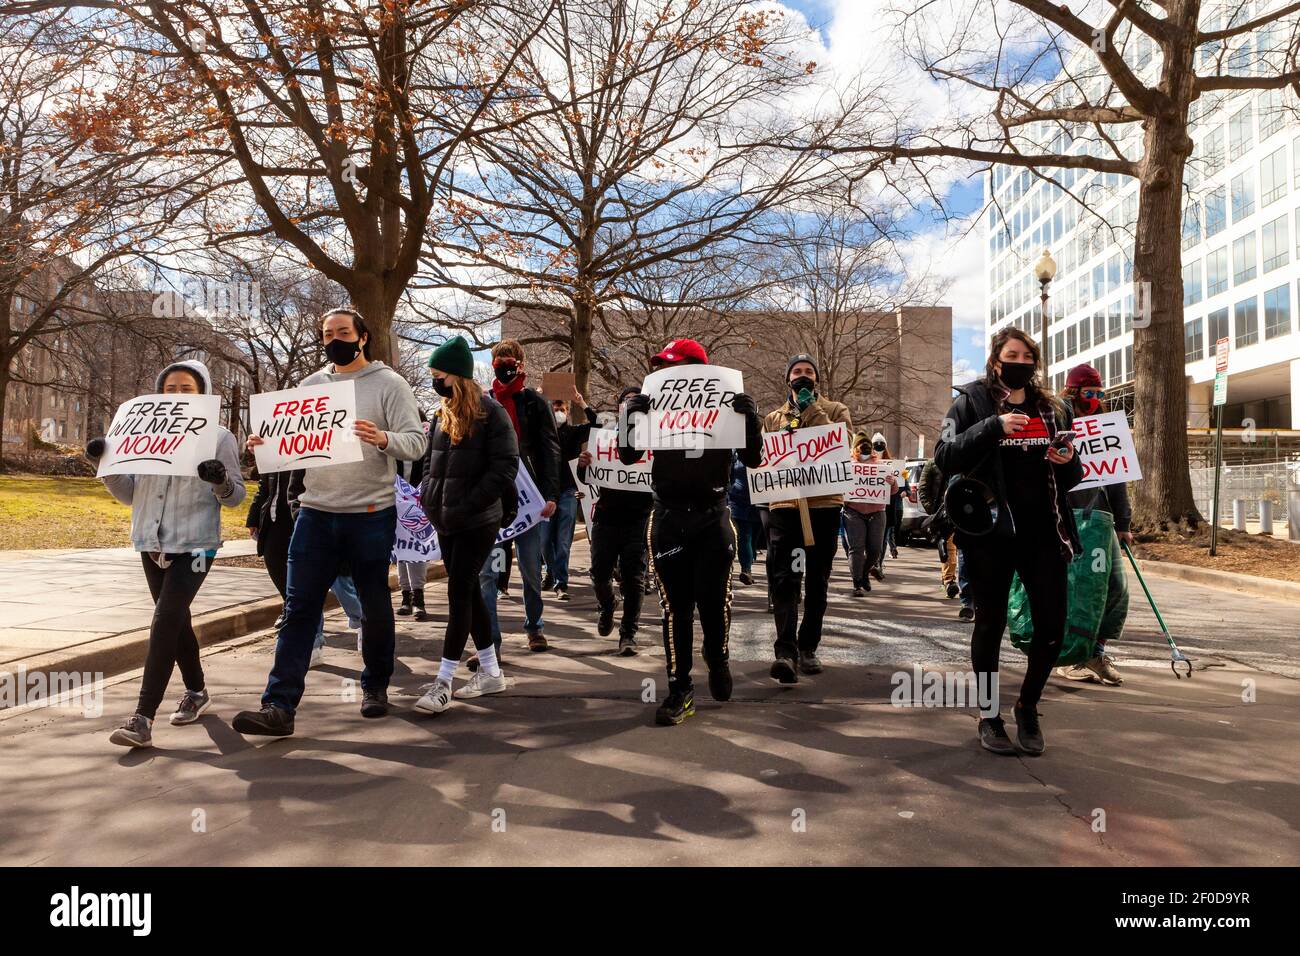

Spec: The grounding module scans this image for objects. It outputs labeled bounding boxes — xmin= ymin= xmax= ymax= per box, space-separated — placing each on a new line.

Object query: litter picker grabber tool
xmin=1121 ymin=541 xmax=1193 ymax=679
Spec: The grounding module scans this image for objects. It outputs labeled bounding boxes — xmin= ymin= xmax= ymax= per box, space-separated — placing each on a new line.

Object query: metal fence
xmin=1189 ymin=461 xmax=1296 ymax=525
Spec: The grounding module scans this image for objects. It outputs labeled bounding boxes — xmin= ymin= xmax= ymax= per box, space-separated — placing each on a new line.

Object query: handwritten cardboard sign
xmin=580 ymin=428 xmax=653 ymax=493
xmin=96 ymin=393 xmax=221 ymax=478
xmin=248 ymin=381 xmax=364 ymax=473
xmin=630 ymin=364 xmax=745 ymax=450
xmin=570 ymin=458 xmax=599 ymax=537
xmin=843 ymin=458 xmax=906 ymax=505
xmin=1072 ymin=411 xmax=1142 ymax=490
xmin=747 ymin=422 xmax=854 ymax=504
xmin=541 ymin=371 xmax=576 ymax=400
xmin=390 ymin=461 xmax=548 ymax=563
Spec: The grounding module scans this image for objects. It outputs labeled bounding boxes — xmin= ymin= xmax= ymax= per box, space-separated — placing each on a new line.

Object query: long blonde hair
xmin=440 ymin=373 xmax=486 ymax=444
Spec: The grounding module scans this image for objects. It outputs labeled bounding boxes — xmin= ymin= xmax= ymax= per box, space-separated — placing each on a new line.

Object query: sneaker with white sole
xmin=414 ymin=680 xmax=454 ymax=715
xmin=1056 ymin=663 xmax=1099 ymax=683
xmin=1083 ymin=652 xmax=1123 ymax=685
xmin=169 ymin=689 xmax=211 ymax=725
xmin=109 ymin=714 xmax=153 ymax=748
xmin=453 ymin=669 xmax=508 ymax=699
xmin=309 ymin=645 xmax=325 ymax=668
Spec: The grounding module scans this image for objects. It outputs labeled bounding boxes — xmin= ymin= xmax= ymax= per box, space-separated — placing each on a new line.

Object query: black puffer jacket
xmin=419 ymin=396 xmax=519 ymax=535
xmin=934 ymin=378 xmax=1084 ymax=554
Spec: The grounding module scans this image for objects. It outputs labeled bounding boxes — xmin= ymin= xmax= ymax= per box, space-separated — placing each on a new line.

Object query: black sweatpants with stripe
xmin=648 ymin=502 xmax=736 ymax=694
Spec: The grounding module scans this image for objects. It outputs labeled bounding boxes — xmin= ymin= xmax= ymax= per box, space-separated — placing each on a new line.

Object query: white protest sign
xmin=97 ymin=393 xmax=221 ymax=477
xmin=249 ymin=381 xmax=364 ymax=473
xmin=843 ymin=458 xmax=905 ymax=505
xmin=581 ymin=428 xmax=653 ymax=493
xmin=747 ymin=422 xmax=855 ymax=505
xmin=631 ymin=364 xmax=745 ymax=450
xmin=1072 ymin=411 xmax=1142 ymax=490
xmin=569 ymin=459 xmax=599 ymax=536
xmin=391 ymin=461 xmax=547 ymax=563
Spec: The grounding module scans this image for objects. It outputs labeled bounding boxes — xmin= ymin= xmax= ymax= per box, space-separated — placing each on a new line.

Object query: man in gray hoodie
xmin=233 ymin=308 xmax=426 ymax=736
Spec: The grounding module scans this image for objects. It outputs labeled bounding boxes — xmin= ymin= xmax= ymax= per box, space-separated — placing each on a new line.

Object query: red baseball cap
xmin=651 ymin=338 xmax=708 ymax=367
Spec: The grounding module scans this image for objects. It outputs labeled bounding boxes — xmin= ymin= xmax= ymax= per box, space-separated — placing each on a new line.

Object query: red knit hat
xmin=1065 ymin=363 xmax=1102 ymax=388
xmin=651 ymin=338 xmax=708 ymax=366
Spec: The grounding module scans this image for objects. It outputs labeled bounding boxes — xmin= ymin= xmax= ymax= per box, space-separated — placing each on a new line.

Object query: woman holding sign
xmin=934 ymin=328 xmax=1083 ymax=757
xmin=413 ymin=337 xmax=521 ymax=715
xmin=87 ymin=360 xmax=246 ymax=749
xmin=843 ymin=430 xmax=896 ymax=598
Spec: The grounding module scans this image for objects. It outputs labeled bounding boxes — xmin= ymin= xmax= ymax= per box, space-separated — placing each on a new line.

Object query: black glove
xmin=196 ymin=458 xmax=227 ymax=485
xmin=625 ymin=393 xmax=652 ymax=415
xmin=731 ymin=392 xmax=757 ymax=417
xmin=85 ymin=437 xmax=106 ymax=459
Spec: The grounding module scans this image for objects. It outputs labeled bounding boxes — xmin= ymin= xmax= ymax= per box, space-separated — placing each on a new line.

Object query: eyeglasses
xmin=1080 ymin=388 xmax=1106 ymax=400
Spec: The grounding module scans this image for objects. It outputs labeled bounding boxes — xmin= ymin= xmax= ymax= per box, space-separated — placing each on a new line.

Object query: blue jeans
xmin=479 ymin=522 xmax=544 ymax=650
xmin=264 ymin=507 xmax=397 ymax=713
xmin=957 ymin=546 xmax=972 ymax=609
xmin=541 ymin=489 xmax=578 ymax=588
xmin=314 ymin=575 xmax=364 ymax=649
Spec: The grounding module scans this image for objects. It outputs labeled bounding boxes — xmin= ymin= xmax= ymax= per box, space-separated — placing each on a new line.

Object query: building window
xmin=1208 ymin=306 xmax=1230 ymax=346
xmin=1125 ymin=345 xmax=1133 ymax=380
xmin=1108 ymin=349 xmax=1124 ymax=386
xmin=1125 ymin=293 xmax=1134 ymax=332
xmin=1207 ymin=246 xmax=1229 ymax=296
xmin=1183 ymin=259 xmax=1203 ymax=306
xmin=1094 ymin=311 xmax=1106 ymax=344
xmin=1231 ymin=170 xmax=1256 ymax=222
xmin=1182 ymin=201 xmax=1201 ymax=250
xmin=1204 ymin=127 xmax=1226 ymax=177
xmin=1092 ymin=264 xmax=1106 ymax=301
xmin=1080 ymin=314 xmax=1092 ymax=351
xmin=1234 ymin=297 xmax=1259 ymax=348
xmin=1205 ymin=186 xmax=1227 ymax=237
xmin=1108 ymin=302 xmax=1122 ymax=339
xmin=1107 ymin=253 xmax=1121 ymax=292
xmin=1264 ymin=284 xmax=1292 ymax=339
xmin=1260 ymin=88 xmax=1286 ymax=139
xmin=1066 ymin=323 xmax=1078 ymax=357
xmin=1185 ymin=317 xmax=1205 ymax=362
xmin=1094 ymin=353 xmax=1107 ymax=383
xmin=1232 ymin=232 xmax=1257 ymax=284
xmin=1262 ymin=146 xmax=1288 ymax=206
xmin=1229 ymin=103 xmax=1254 ymax=160
xmin=1262 ymin=214 xmax=1289 ymax=272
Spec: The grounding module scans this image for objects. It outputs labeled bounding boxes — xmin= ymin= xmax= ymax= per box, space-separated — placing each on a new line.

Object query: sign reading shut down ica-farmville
xmin=248 ymin=381 xmax=365 ymax=473
xmin=747 ymin=422 xmax=855 ymax=504
xmin=96 ymin=393 xmax=221 ymax=477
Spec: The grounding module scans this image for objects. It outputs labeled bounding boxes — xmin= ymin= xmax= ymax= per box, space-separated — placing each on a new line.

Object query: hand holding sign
xmin=249 ymin=381 xmax=365 ymax=473
xmin=1071 ymin=412 xmax=1142 ymax=489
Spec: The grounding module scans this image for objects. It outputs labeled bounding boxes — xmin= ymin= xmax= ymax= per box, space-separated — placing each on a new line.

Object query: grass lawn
xmin=0 ymin=475 xmax=256 ymax=551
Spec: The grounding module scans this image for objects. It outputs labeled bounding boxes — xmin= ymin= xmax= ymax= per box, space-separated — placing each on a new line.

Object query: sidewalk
xmin=1 ymin=540 xmax=1297 ymax=865
xmin=0 ymin=540 xmax=277 ymax=670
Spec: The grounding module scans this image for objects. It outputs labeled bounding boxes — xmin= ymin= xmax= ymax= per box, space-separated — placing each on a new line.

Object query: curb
xmin=1137 ymin=557 xmax=1300 ymax=604
xmin=1 ymin=526 xmax=586 ymax=699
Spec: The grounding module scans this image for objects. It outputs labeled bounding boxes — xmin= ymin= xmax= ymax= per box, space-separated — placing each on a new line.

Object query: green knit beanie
xmin=427 ymin=335 xmax=475 ymax=379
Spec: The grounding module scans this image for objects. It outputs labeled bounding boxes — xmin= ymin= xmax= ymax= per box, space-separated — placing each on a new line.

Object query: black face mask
xmin=790 ymin=375 xmax=816 ymax=407
xmin=494 ymin=364 xmax=519 ymax=385
xmin=873 ymin=441 xmax=886 ymax=453
xmin=325 ymin=338 xmax=362 ymax=367
xmin=432 ymin=376 xmax=453 ymax=398
xmin=998 ymin=361 xmax=1036 ymax=390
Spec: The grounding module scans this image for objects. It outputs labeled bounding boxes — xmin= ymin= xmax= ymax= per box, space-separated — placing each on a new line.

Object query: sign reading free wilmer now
xmin=248 ymin=381 xmax=365 ymax=473
xmin=747 ymin=422 xmax=855 ymax=505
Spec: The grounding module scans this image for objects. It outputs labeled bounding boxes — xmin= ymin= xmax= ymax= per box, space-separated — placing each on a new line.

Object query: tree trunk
xmin=343 ymin=279 xmax=398 ymax=367
xmin=1130 ymin=107 xmax=1202 ymax=529
xmin=0 ymin=363 xmax=11 ymax=475
xmin=571 ymin=297 xmax=594 ymax=401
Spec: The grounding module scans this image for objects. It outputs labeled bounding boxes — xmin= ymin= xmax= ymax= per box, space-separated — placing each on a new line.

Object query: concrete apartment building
xmin=983 ymin=20 xmax=1300 ymax=440
xmin=500 ymin=305 xmax=953 ymax=460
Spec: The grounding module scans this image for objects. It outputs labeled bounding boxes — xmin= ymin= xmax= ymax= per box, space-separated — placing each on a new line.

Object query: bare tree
xmin=421 ymin=0 xmax=848 ymax=394
xmin=819 ymin=0 xmax=1300 ymax=530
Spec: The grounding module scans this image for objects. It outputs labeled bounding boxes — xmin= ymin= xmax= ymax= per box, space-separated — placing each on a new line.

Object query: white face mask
xmin=554 ymin=411 xmax=567 ymax=426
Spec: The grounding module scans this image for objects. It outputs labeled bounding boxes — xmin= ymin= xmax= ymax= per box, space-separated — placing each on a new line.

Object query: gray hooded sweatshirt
xmin=297 ymin=360 xmax=425 ymax=513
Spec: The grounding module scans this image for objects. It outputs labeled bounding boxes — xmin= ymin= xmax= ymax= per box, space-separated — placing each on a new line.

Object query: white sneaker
xmin=414 ymin=680 xmax=454 ymax=715
xmin=309 ymin=645 xmax=325 ymax=668
xmin=454 ymin=669 xmax=508 ymax=699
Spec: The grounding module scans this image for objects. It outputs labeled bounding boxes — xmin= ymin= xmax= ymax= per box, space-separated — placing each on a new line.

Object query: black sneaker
xmin=396 ymin=590 xmax=413 ymax=616
xmin=232 ymin=705 xmax=294 ymax=737
xmin=542 ymin=574 xmax=555 ymax=591
xmin=707 ymin=662 xmax=733 ymax=702
xmin=946 ymin=582 xmax=960 ymax=599
xmin=798 ymin=651 xmax=823 ymax=675
xmin=769 ymin=658 xmax=798 ymax=684
xmin=1014 ymin=701 xmax=1045 ymax=756
xmin=738 ymin=571 xmax=754 ymax=586
xmin=597 ymin=601 xmax=616 ymax=636
xmin=870 ymin=566 xmax=884 ymax=582
xmin=360 ymin=689 xmax=390 ymax=718
xmin=977 ymin=716 xmax=1016 ymax=755
xmin=618 ymin=635 xmax=637 ymax=656
xmin=861 ymin=577 xmax=872 ymax=592
xmin=958 ymin=606 xmax=975 ymax=621
xmin=655 ymin=688 xmax=695 ymax=726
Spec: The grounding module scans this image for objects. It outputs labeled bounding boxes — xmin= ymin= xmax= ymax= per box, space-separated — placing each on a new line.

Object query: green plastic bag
xmin=1008 ymin=507 xmax=1115 ymax=666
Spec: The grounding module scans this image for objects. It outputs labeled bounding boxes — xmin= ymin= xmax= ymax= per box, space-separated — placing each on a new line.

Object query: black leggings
xmin=590 ymin=517 xmax=649 ymax=639
xmin=439 ymin=523 xmax=500 ymax=662
xmin=962 ymin=532 xmax=1067 ymax=713
xmin=137 ymin=552 xmax=211 ymax=719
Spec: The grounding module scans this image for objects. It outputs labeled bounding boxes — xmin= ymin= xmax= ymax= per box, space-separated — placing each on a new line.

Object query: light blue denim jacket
xmin=100 ymin=427 xmax=246 ymax=554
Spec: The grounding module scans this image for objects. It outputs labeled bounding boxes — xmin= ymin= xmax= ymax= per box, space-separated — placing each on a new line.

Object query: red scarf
xmin=491 ymin=372 xmax=527 ymax=437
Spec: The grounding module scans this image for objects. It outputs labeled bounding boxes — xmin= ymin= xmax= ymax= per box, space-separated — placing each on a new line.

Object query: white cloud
xmin=952 ymin=357 xmax=978 ymax=387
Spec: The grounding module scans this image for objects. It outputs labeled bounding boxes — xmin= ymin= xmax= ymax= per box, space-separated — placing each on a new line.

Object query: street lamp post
xmin=1034 ymin=248 xmax=1057 ymax=375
